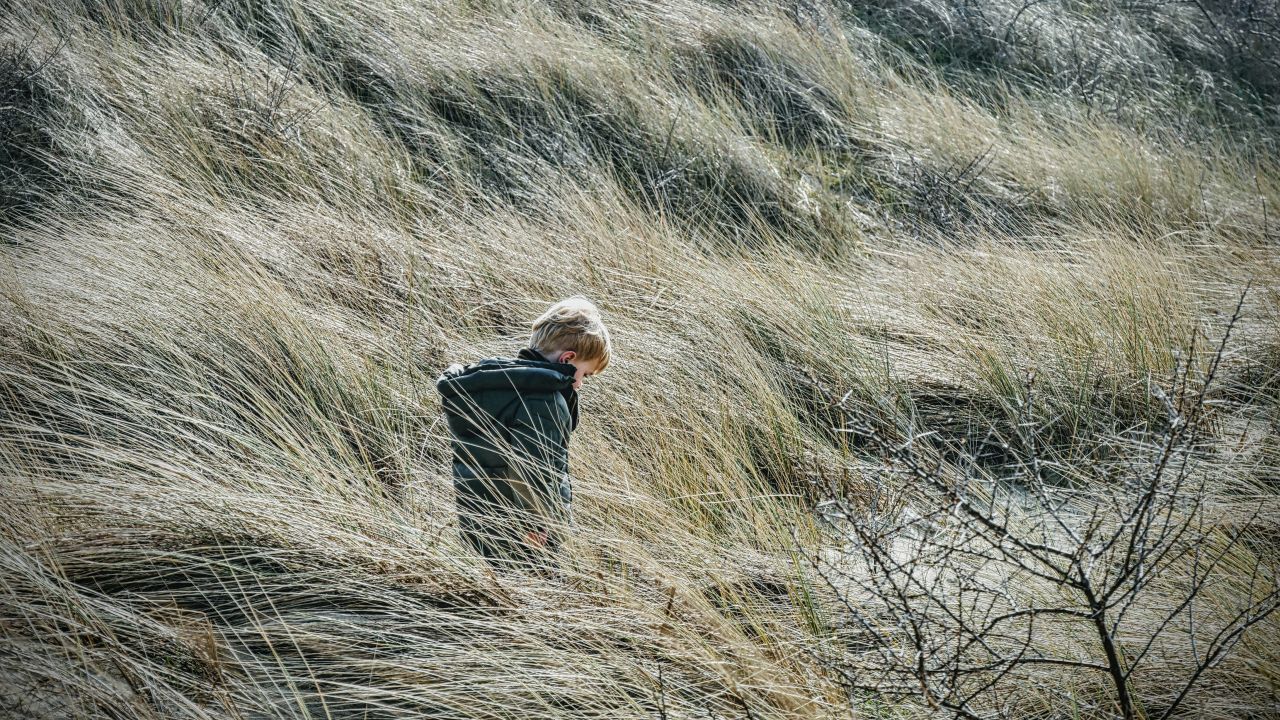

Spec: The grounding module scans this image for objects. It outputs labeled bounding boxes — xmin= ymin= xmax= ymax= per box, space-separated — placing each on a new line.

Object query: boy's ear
xmin=558 ymin=350 xmax=576 ymax=363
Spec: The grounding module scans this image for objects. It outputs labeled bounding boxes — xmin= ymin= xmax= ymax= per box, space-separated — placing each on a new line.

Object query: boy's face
xmin=553 ymin=350 xmax=603 ymax=391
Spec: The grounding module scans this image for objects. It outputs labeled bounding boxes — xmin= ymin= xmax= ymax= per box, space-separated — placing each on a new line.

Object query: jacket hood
xmin=436 ymin=356 xmax=574 ymax=397
xmin=436 ymin=348 xmax=579 ymax=429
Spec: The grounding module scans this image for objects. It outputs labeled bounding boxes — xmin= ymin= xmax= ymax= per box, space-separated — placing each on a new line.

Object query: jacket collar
xmin=517 ymin=347 xmax=554 ymax=363
xmin=516 ymin=347 xmax=579 ymax=431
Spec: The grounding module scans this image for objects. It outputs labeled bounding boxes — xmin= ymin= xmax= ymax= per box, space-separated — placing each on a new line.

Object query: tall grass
xmin=2 ymin=0 xmax=1278 ymax=717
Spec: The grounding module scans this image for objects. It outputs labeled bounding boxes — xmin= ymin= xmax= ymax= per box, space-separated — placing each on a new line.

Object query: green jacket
xmin=436 ymin=348 xmax=577 ymax=541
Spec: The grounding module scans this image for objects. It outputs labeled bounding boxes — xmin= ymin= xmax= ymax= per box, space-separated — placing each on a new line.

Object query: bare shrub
xmin=220 ymin=47 xmax=328 ymax=149
xmin=804 ymin=288 xmax=1280 ymax=719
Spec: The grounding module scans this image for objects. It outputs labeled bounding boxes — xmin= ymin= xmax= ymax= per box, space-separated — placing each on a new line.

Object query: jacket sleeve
xmin=507 ymin=395 xmax=572 ymax=530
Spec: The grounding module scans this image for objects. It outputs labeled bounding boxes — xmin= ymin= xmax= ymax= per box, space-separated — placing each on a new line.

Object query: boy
xmin=436 ymin=296 xmax=610 ymax=568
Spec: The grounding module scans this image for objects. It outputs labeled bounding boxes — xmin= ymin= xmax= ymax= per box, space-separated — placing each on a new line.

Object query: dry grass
xmin=2 ymin=0 xmax=1278 ymax=717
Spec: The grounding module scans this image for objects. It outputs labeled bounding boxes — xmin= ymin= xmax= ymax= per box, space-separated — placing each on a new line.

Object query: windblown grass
xmin=2 ymin=0 xmax=1278 ymax=717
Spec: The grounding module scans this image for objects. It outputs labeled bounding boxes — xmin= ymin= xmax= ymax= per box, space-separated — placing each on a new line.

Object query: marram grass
xmin=2 ymin=0 xmax=1279 ymax=718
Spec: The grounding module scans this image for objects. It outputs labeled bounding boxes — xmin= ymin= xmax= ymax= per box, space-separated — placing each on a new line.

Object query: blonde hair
xmin=530 ymin=296 xmax=612 ymax=372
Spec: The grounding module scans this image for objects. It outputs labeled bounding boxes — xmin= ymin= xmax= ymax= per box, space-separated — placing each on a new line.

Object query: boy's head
xmin=530 ymin=296 xmax=611 ymax=390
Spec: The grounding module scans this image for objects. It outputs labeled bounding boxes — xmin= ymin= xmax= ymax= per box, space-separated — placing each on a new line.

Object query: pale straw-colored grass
xmin=3 ymin=0 xmax=1279 ymax=717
